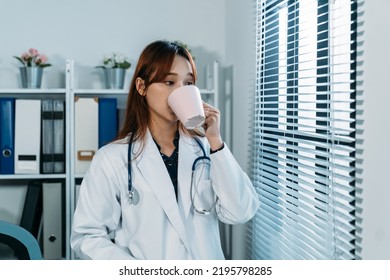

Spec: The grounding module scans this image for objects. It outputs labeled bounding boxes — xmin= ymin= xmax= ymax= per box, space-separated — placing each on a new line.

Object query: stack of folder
xmin=75 ymin=97 xmax=118 ymax=174
xmin=0 ymin=98 xmax=65 ymax=175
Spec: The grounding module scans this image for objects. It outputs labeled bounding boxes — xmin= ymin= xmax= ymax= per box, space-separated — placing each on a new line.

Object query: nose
xmin=172 ymin=82 xmax=185 ymax=92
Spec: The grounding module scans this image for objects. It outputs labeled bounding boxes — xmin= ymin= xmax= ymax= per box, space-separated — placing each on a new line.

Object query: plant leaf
xmin=119 ymin=61 xmax=131 ymax=69
xmin=13 ymin=56 xmax=25 ymax=65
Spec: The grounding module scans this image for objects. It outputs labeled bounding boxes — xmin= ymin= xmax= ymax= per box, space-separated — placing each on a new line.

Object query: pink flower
xmin=14 ymin=48 xmax=51 ymax=67
xmin=21 ymin=52 xmax=31 ymax=62
xmin=36 ymin=54 xmax=48 ymax=64
xmin=29 ymin=48 xmax=38 ymax=56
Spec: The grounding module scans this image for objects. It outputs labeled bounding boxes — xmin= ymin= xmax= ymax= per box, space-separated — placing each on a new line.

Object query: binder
xmin=98 ymin=98 xmax=117 ymax=148
xmin=42 ymin=181 xmax=63 ymax=260
xmin=0 ymin=98 xmax=15 ymax=174
xmin=41 ymin=100 xmax=54 ymax=173
xmin=117 ymin=107 xmax=126 ymax=132
xmin=53 ymin=100 xmax=65 ymax=173
xmin=20 ymin=180 xmax=43 ymax=238
xmin=75 ymin=97 xmax=98 ymax=174
xmin=14 ymin=99 xmax=41 ymax=174
xmin=41 ymin=100 xmax=65 ymax=174
xmin=74 ymin=178 xmax=83 ymax=210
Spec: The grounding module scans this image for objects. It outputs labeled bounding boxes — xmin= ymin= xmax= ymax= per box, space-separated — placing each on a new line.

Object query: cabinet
xmin=0 ymin=88 xmax=67 ymax=259
xmin=0 ymin=59 xmax=219 ymax=259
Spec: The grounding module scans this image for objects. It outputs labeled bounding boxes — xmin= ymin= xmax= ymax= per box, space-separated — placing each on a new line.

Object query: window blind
xmin=249 ymin=0 xmax=359 ymax=259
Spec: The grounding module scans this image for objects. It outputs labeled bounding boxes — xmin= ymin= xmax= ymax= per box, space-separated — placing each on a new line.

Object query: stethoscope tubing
xmin=127 ymin=133 xmax=216 ymax=214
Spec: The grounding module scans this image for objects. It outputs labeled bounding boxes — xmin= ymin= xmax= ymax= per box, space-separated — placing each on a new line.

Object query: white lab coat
xmin=71 ymin=130 xmax=259 ymax=260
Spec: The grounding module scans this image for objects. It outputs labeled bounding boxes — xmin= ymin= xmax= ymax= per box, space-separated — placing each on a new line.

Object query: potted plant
xmin=14 ymin=48 xmax=51 ymax=88
xmin=96 ymin=52 xmax=131 ymax=89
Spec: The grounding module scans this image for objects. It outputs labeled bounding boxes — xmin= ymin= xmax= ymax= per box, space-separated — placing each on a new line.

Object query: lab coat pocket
xmin=192 ymin=179 xmax=215 ymax=210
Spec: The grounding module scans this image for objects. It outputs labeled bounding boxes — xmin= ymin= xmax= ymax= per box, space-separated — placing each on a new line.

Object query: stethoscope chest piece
xmin=195 ymin=208 xmax=211 ymax=215
xmin=128 ymin=188 xmax=140 ymax=205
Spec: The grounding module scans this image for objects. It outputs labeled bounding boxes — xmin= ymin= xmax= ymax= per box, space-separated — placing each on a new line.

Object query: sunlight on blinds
xmin=248 ymin=0 xmax=360 ymax=260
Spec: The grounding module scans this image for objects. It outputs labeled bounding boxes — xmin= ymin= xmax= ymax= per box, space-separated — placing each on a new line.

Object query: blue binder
xmin=0 ymin=98 xmax=15 ymax=174
xmin=98 ymin=98 xmax=118 ymax=148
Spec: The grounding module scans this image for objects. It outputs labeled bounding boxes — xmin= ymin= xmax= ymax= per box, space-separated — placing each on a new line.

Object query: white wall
xmin=0 ymin=0 xmax=227 ymax=89
xmin=359 ymin=0 xmax=390 ymax=259
xmin=225 ymin=0 xmax=256 ymax=259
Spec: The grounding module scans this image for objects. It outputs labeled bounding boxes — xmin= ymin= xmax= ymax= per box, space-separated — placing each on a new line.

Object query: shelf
xmin=73 ymin=89 xmax=128 ymax=95
xmin=200 ymin=89 xmax=215 ymax=95
xmin=0 ymin=174 xmax=66 ymax=180
xmin=0 ymin=88 xmax=66 ymax=94
xmin=74 ymin=88 xmax=214 ymax=95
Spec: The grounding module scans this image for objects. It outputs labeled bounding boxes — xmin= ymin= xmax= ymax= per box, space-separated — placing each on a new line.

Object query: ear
xmin=135 ymin=77 xmax=146 ymax=96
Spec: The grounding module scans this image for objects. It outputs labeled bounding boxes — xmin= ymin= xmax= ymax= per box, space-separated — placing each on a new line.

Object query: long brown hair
xmin=117 ymin=40 xmax=202 ymax=146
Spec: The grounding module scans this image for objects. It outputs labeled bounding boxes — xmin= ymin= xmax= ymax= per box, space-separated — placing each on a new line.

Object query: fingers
xmin=203 ymin=102 xmax=218 ymax=118
xmin=202 ymin=102 xmax=220 ymax=132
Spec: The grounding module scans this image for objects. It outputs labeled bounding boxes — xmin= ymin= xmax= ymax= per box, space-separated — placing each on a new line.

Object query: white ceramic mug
xmin=168 ymin=85 xmax=205 ymax=129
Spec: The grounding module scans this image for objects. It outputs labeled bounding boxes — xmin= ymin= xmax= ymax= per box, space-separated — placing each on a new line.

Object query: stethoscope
xmin=127 ymin=133 xmax=217 ymax=215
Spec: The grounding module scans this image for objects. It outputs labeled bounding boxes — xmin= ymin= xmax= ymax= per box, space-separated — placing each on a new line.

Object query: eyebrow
xmin=166 ymin=72 xmax=194 ymax=78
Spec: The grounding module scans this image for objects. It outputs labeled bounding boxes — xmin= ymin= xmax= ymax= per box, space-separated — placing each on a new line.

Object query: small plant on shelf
xmin=96 ymin=52 xmax=131 ymax=69
xmin=14 ymin=48 xmax=51 ymax=68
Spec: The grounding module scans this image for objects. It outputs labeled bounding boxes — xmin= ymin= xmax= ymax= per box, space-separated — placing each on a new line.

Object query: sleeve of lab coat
xmin=210 ymin=143 xmax=260 ymax=224
xmin=71 ymin=147 xmax=134 ymax=260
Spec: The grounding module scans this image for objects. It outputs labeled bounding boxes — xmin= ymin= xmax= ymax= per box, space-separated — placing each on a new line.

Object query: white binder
xmin=14 ymin=99 xmax=41 ymax=174
xmin=75 ymin=97 xmax=98 ymax=174
xmin=42 ymin=181 xmax=63 ymax=259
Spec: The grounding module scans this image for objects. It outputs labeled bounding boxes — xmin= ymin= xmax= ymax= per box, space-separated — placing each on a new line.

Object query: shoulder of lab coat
xmin=205 ymin=140 xmax=260 ymax=224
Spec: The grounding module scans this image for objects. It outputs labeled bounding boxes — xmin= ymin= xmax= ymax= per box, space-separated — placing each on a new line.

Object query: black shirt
xmin=153 ymin=132 xmax=180 ymax=200
xmin=153 ymin=133 xmax=224 ymax=201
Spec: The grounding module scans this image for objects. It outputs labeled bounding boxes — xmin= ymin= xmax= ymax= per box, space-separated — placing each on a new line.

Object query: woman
xmin=71 ymin=40 xmax=259 ymax=259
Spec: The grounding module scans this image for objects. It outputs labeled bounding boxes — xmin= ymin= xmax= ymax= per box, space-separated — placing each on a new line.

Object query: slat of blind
xmin=256 ymin=142 xmax=356 ymax=170
xmin=260 ymin=120 xmax=355 ymax=133
xmin=262 ymin=35 xmax=356 ymax=60
xmin=257 ymin=164 xmax=355 ymax=191
xmin=255 ymin=127 xmax=355 ymax=142
xmin=257 ymin=157 xmax=355 ymax=185
xmin=256 ymin=198 xmax=329 ymax=241
xmin=254 ymin=203 xmax=330 ymax=259
xmin=261 ymin=0 xmax=353 ymax=30
xmin=256 ymin=173 xmax=355 ymax=210
xmin=260 ymin=187 xmax=353 ymax=248
xmin=256 ymin=189 xmax=356 ymax=259
xmin=256 ymin=137 xmax=356 ymax=160
xmin=262 ymin=16 xmax=356 ymax=46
